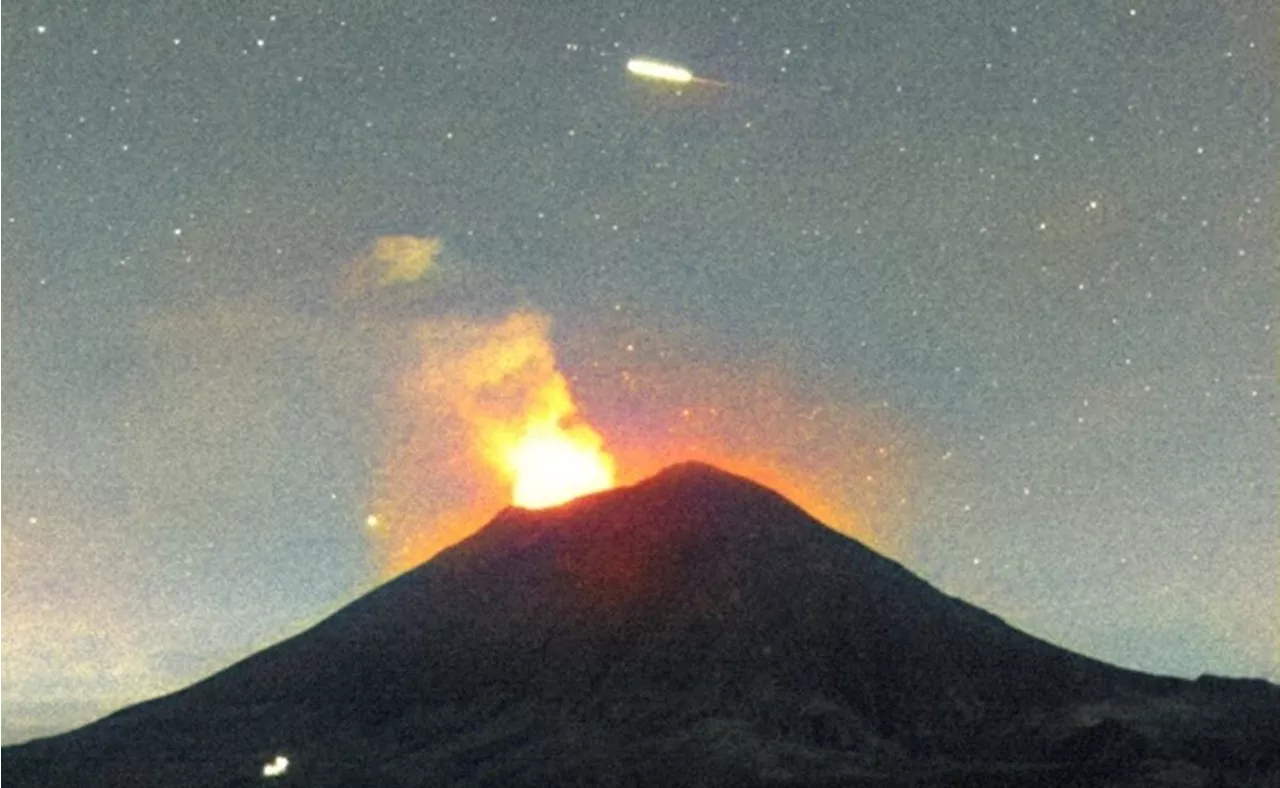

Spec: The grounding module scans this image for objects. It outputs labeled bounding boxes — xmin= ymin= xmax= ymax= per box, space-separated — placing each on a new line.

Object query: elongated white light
xmin=626 ymin=57 xmax=694 ymax=84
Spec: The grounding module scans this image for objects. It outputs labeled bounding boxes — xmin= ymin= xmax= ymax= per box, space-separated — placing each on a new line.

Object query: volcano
xmin=6 ymin=463 xmax=1278 ymax=786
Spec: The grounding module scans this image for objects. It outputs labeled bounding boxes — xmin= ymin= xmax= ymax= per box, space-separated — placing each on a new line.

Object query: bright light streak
xmin=626 ymin=57 xmax=694 ymax=85
xmin=262 ymin=755 xmax=289 ymax=778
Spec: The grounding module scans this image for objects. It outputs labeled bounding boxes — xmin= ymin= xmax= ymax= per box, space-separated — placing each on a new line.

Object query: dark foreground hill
xmin=6 ymin=463 xmax=1278 ymax=786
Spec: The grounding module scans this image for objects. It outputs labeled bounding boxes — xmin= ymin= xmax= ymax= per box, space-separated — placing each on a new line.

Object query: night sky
xmin=3 ymin=0 xmax=1275 ymax=743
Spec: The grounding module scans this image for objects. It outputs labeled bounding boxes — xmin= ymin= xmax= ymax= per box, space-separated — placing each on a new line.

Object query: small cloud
xmin=342 ymin=235 xmax=442 ymax=300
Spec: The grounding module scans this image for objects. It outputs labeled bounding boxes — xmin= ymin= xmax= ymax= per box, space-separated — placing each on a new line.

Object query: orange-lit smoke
xmin=369 ymin=311 xmax=615 ymax=574
xmin=445 ymin=312 xmax=615 ymax=509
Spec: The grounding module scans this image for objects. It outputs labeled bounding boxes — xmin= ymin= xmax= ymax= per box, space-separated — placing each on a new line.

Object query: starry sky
xmin=2 ymin=0 xmax=1275 ymax=744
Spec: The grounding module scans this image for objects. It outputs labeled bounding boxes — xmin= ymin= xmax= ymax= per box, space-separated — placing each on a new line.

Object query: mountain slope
xmin=6 ymin=462 xmax=1278 ymax=786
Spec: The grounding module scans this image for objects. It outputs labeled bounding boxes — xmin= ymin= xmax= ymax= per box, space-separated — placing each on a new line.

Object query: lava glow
xmin=505 ymin=422 xmax=615 ymax=509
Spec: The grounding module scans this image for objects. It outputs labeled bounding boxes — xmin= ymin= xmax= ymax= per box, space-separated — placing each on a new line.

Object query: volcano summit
xmin=6 ymin=463 xmax=1278 ymax=786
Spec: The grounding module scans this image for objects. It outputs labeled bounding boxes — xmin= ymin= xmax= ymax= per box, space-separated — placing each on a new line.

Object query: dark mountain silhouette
xmin=6 ymin=462 xmax=1279 ymax=786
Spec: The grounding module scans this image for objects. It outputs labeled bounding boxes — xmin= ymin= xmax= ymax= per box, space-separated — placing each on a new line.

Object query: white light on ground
xmin=262 ymin=754 xmax=289 ymax=777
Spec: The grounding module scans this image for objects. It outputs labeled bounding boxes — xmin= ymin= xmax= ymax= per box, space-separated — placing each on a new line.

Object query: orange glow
xmin=504 ymin=421 xmax=615 ymax=509
xmin=616 ymin=445 xmax=876 ymax=548
xmin=565 ymin=322 xmax=926 ymax=560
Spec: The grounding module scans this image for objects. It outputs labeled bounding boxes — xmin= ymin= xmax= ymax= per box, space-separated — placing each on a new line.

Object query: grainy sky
xmin=2 ymin=0 xmax=1275 ymax=743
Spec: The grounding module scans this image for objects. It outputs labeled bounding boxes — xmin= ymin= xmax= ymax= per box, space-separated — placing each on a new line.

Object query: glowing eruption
xmin=370 ymin=311 xmax=617 ymax=572
xmin=505 ymin=421 xmax=615 ymax=509
xmin=627 ymin=57 xmax=694 ymax=84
